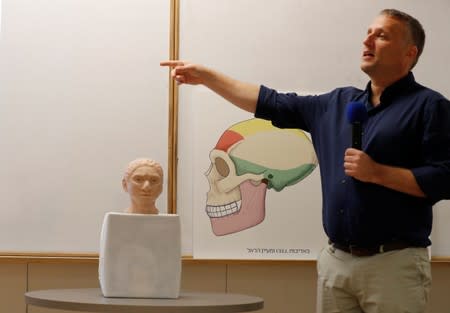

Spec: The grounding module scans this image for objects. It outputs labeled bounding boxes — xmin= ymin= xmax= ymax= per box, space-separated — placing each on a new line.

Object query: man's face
xmin=361 ymin=14 xmax=415 ymax=78
xmin=125 ymin=166 xmax=163 ymax=202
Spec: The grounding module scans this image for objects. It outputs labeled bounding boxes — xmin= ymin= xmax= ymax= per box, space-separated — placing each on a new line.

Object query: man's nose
xmin=142 ymin=180 xmax=150 ymax=189
xmin=363 ymin=34 xmax=374 ymax=46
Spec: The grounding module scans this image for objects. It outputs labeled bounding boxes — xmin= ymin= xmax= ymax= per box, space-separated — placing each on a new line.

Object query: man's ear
xmin=122 ymin=178 xmax=128 ymax=192
xmin=407 ymin=45 xmax=418 ymax=60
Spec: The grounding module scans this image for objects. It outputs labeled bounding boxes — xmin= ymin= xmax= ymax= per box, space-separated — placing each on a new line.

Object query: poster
xmin=190 ymin=89 xmax=326 ymax=259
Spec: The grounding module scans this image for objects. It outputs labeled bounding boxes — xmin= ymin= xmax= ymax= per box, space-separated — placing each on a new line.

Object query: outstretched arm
xmin=160 ymin=60 xmax=260 ymax=113
xmin=344 ymin=148 xmax=426 ymax=197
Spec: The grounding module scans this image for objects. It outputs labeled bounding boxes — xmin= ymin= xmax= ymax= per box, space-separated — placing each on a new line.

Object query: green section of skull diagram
xmin=230 ymin=156 xmax=316 ymax=191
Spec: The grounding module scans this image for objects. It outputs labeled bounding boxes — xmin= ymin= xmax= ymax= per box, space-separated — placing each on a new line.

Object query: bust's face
xmin=126 ymin=165 xmax=163 ymax=202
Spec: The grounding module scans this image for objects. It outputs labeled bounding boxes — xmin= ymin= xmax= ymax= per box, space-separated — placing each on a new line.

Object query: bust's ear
xmin=122 ymin=178 xmax=128 ymax=192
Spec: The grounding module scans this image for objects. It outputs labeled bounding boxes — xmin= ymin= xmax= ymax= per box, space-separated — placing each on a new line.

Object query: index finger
xmin=160 ymin=60 xmax=184 ymax=67
xmin=345 ymin=148 xmax=360 ymax=155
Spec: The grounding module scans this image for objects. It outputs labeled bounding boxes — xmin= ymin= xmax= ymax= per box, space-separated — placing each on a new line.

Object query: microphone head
xmin=346 ymin=101 xmax=368 ymax=123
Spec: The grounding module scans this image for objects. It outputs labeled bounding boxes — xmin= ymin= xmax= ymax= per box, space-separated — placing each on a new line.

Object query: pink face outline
xmin=205 ymin=148 xmax=267 ymax=236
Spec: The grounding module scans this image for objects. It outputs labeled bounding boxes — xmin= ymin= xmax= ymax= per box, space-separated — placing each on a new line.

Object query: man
xmin=161 ymin=9 xmax=450 ymax=313
xmin=122 ymin=158 xmax=163 ymax=214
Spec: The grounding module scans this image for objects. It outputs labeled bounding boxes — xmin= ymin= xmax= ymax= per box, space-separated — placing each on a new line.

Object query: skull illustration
xmin=205 ymin=118 xmax=317 ymax=236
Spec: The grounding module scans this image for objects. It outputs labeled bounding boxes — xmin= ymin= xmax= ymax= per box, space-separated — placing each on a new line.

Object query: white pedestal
xmin=99 ymin=212 xmax=181 ymax=298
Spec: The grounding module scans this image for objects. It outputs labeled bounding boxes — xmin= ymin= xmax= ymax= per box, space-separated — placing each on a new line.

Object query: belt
xmin=329 ymin=240 xmax=410 ymax=257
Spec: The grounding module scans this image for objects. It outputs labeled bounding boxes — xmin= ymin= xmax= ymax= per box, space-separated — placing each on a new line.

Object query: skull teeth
xmin=206 ymin=200 xmax=242 ymax=218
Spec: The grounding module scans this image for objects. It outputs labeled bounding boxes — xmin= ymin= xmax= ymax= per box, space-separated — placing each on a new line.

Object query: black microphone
xmin=346 ymin=101 xmax=368 ymax=149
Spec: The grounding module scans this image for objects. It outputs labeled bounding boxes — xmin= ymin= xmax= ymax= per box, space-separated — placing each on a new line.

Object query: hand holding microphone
xmin=344 ymin=101 xmax=376 ymax=182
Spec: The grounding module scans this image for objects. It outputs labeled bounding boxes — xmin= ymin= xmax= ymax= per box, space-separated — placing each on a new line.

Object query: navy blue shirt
xmin=255 ymin=72 xmax=450 ymax=247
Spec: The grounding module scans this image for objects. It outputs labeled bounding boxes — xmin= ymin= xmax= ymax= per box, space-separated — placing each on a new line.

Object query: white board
xmin=0 ymin=0 xmax=170 ymax=253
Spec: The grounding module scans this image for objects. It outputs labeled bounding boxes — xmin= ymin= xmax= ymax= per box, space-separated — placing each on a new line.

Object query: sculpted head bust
xmin=122 ymin=158 xmax=163 ymax=214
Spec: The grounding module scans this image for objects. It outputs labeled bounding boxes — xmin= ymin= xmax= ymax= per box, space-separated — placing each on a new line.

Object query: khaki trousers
xmin=316 ymin=244 xmax=431 ymax=313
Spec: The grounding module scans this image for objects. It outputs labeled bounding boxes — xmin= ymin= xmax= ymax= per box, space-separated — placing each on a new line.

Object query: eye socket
xmin=150 ymin=177 xmax=160 ymax=184
xmin=215 ymin=157 xmax=230 ymax=177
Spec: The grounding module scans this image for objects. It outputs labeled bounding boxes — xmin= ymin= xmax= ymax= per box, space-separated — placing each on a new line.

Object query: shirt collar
xmin=363 ymin=72 xmax=416 ymax=112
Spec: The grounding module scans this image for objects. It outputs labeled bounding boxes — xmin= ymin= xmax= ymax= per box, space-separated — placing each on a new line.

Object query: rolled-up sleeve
xmin=412 ymin=97 xmax=450 ymax=203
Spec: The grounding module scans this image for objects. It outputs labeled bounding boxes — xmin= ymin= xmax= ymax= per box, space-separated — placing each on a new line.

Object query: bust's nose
xmin=142 ymin=180 xmax=151 ymax=190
